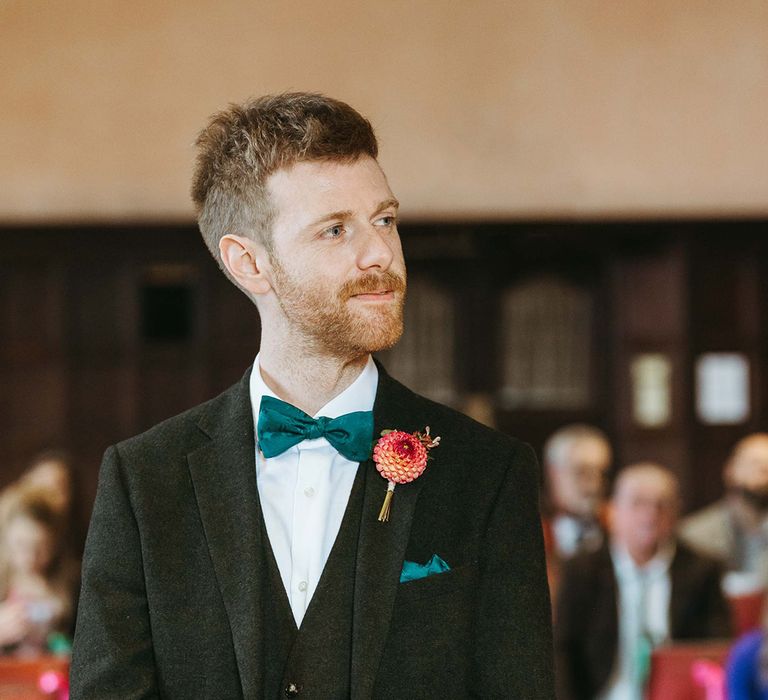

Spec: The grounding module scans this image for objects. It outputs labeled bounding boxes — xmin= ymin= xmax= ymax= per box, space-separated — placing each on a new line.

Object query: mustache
xmin=342 ymin=271 xmax=406 ymax=297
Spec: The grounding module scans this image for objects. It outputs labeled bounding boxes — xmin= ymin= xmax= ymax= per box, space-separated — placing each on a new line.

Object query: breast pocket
xmin=395 ymin=562 xmax=479 ymax=603
xmin=380 ymin=563 xmax=479 ymax=694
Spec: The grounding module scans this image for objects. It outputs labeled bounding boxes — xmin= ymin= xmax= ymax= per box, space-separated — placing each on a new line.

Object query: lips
xmin=341 ymin=271 xmax=406 ymax=300
xmin=352 ymin=290 xmax=395 ymax=300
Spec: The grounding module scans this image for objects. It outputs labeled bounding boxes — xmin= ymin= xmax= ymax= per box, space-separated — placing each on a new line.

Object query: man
xmin=71 ymin=94 xmax=554 ymax=698
xmin=543 ymin=424 xmax=612 ymax=560
xmin=679 ymin=433 xmax=768 ymax=594
xmin=555 ymin=463 xmax=729 ymax=700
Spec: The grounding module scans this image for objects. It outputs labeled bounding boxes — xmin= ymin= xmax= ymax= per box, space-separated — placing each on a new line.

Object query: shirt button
xmin=298 ymin=580 xmax=308 ymax=592
xmin=304 ymin=487 xmax=315 ymax=498
xmin=285 ymin=682 xmax=300 ymax=697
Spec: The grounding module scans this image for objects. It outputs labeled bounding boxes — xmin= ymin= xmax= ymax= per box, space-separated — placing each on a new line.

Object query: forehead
xmin=265 ymin=156 xmax=394 ymax=226
xmin=734 ymin=439 xmax=768 ymax=465
xmin=615 ymin=471 xmax=676 ymax=503
xmin=562 ymin=437 xmax=610 ymax=467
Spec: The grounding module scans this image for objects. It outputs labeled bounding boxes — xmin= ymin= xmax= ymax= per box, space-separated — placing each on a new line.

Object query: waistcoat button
xmin=285 ymin=682 xmax=300 ymax=697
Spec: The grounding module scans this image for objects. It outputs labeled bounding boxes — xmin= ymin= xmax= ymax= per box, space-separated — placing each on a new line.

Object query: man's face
xmin=610 ymin=470 xmax=678 ymax=558
xmin=263 ymin=156 xmax=406 ymax=358
xmin=727 ymin=436 xmax=768 ymax=500
xmin=549 ymin=438 xmax=611 ymax=518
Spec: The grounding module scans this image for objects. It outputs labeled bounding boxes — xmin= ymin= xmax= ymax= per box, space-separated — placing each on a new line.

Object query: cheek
xmin=36 ymin=544 xmax=54 ymax=568
xmin=9 ymin=543 xmax=34 ymax=568
xmin=390 ymin=238 xmax=406 ymax=269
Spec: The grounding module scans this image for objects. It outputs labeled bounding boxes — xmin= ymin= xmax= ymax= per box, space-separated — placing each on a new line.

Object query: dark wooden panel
xmin=1 ymin=221 xmax=767 ymax=527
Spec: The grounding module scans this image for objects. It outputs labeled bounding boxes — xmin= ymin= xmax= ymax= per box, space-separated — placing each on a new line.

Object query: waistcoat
xmin=260 ymin=463 xmax=367 ymax=699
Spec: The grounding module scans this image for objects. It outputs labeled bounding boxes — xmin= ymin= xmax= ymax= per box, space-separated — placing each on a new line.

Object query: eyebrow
xmin=373 ymin=198 xmax=400 ymax=215
xmin=306 ymin=198 xmax=400 ymax=230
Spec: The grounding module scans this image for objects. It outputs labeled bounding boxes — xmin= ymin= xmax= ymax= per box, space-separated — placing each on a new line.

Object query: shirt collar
xmin=611 ymin=539 xmax=676 ymax=579
xmin=249 ymin=354 xmax=379 ymax=447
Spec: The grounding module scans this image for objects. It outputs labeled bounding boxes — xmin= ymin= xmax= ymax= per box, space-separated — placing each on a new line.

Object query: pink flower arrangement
xmin=373 ymin=427 xmax=440 ymax=522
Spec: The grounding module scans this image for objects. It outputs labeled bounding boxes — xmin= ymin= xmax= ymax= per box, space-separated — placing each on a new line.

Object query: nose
xmin=578 ymin=469 xmax=604 ymax=498
xmin=356 ymin=224 xmax=396 ymax=271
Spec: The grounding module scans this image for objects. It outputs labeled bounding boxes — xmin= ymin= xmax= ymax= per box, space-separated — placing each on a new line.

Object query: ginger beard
xmin=269 ymin=255 xmax=407 ymax=358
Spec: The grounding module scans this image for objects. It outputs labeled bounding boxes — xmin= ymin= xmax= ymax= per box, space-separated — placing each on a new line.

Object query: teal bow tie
xmin=257 ymin=395 xmax=374 ymax=462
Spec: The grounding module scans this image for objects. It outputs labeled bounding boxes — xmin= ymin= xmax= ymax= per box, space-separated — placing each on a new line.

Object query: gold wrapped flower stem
xmin=378 ymin=481 xmax=396 ymax=522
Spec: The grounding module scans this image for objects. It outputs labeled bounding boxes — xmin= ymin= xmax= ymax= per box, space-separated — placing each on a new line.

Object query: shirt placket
xmin=289 ymin=445 xmax=320 ymax=624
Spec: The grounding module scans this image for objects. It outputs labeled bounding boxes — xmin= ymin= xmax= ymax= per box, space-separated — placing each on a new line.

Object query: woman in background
xmin=19 ymin=450 xmax=86 ymax=560
xmin=0 ymin=488 xmax=78 ymax=655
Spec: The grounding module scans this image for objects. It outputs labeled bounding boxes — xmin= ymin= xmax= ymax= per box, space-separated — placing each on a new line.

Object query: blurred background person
xmin=726 ymin=617 xmax=768 ymax=700
xmin=543 ymin=424 xmax=613 ymax=559
xmin=725 ymin=594 xmax=768 ymax=700
xmin=542 ymin=424 xmax=612 ymax=595
xmin=0 ymin=488 xmax=78 ymax=656
xmin=19 ymin=451 xmax=74 ymax=518
xmin=555 ymin=462 xmax=730 ymax=700
xmin=17 ymin=450 xmax=86 ymax=563
xmin=680 ymin=433 xmax=768 ymax=596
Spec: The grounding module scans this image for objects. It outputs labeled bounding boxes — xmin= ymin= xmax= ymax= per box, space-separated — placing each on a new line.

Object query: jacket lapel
xmin=668 ymin=546 xmax=690 ymax=636
xmin=351 ymin=368 xmax=428 ymax=699
xmin=187 ymin=369 xmax=265 ymax=698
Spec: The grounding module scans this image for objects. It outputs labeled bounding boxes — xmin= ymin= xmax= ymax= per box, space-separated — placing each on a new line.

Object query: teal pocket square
xmin=399 ymin=554 xmax=451 ymax=583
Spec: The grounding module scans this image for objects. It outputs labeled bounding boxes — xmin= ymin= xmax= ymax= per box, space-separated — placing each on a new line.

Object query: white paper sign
xmin=696 ymin=353 xmax=750 ymax=425
xmin=631 ymin=354 xmax=672 ymax=428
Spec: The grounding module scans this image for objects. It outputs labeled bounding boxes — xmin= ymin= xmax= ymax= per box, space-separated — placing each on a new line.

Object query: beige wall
xmin=1 ymin=0 xmax=766 ymax=223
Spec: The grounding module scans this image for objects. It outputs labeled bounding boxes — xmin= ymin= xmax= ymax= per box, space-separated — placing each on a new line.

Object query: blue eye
xmin=324 ymin=224 xmax=344 ymax=238
xmin=376 ymin=215 xmax=396 ymax=227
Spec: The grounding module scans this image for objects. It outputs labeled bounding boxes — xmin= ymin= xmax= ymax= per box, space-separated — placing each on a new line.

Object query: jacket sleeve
xmin=553 ymin=556 xmax=587 ymax=700
xmin=70 ymin=445 xmax=159 ymax=699
xmin=704 ymin=561 xmax=732 ymax=639
xmin=472 ymin=442 xmax=556 ymax=699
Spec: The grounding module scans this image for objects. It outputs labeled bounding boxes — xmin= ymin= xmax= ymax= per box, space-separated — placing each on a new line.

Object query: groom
xmin=71 ymin=93 xmax=554 ymax=699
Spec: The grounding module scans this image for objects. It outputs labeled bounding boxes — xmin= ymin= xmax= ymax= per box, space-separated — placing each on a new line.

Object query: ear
xmin=219 ymin=234 xmax=272 ymax=295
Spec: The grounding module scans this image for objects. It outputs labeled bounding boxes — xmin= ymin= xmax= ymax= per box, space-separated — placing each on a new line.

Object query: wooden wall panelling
xmin=488 ymin=228 xmax=611 ymax=459
xmin=609 ymin=237 xmax=693 ymax=504
xmin=3 ymin=222 xmax=767 ymax=526
xmin=0 ymin=257 xmax=69 ymax=482
xmin=687 ymin=234 xmax=764 ymax=511
xmin=202 ymin=252 xmax=263 ymax=393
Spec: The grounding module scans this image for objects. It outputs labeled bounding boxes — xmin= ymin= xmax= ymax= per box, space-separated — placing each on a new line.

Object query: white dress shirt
xmin=249 ymin=354 xmax=378 ymax=627
xmin=598 ymin=542 xmax=675 ymax=700
xmin=552 ymin=513 xmax=604 ymax=557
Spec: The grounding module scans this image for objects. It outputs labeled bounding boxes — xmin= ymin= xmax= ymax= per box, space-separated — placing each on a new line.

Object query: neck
xmin=258 ymin=331 xmax=369 ymax=415
xmin=622 ymin=542 xmax=661 ymax=568
xmin=729 ymin=493 xmax=766 ymax=531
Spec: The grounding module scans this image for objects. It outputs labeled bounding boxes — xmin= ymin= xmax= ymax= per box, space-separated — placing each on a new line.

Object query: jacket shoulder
xmin=113 ymin=371 xmax=249 ymax=464
xmin=677 ymin=500 xmax=731 ymax=559
xmin=673 ymin=540 xmax=726 ymax=579
xmin=381 ymin=372 xmax=530 ymax=456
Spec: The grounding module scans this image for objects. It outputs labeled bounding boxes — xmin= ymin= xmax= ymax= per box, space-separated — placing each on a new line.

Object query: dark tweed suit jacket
xmin=554 ymin=542 xmax=731 ymax=700
xmin=71 ymin=365 xmax=554 ymax=699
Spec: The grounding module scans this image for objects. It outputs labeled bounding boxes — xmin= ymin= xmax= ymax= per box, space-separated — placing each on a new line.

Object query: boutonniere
xmin=373 ymin=426 xmax=440 ymax=522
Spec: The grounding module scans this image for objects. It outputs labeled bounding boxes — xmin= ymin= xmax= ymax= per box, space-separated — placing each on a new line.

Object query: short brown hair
xmin=191 ymin=93 xmax=378 ymax=269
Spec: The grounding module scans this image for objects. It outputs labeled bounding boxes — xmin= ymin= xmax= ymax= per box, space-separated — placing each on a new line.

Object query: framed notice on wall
xmin=631 ymin=353 xmax=672 ymax=428
xmin=695 ymin=353 xmax=750 ymax=425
